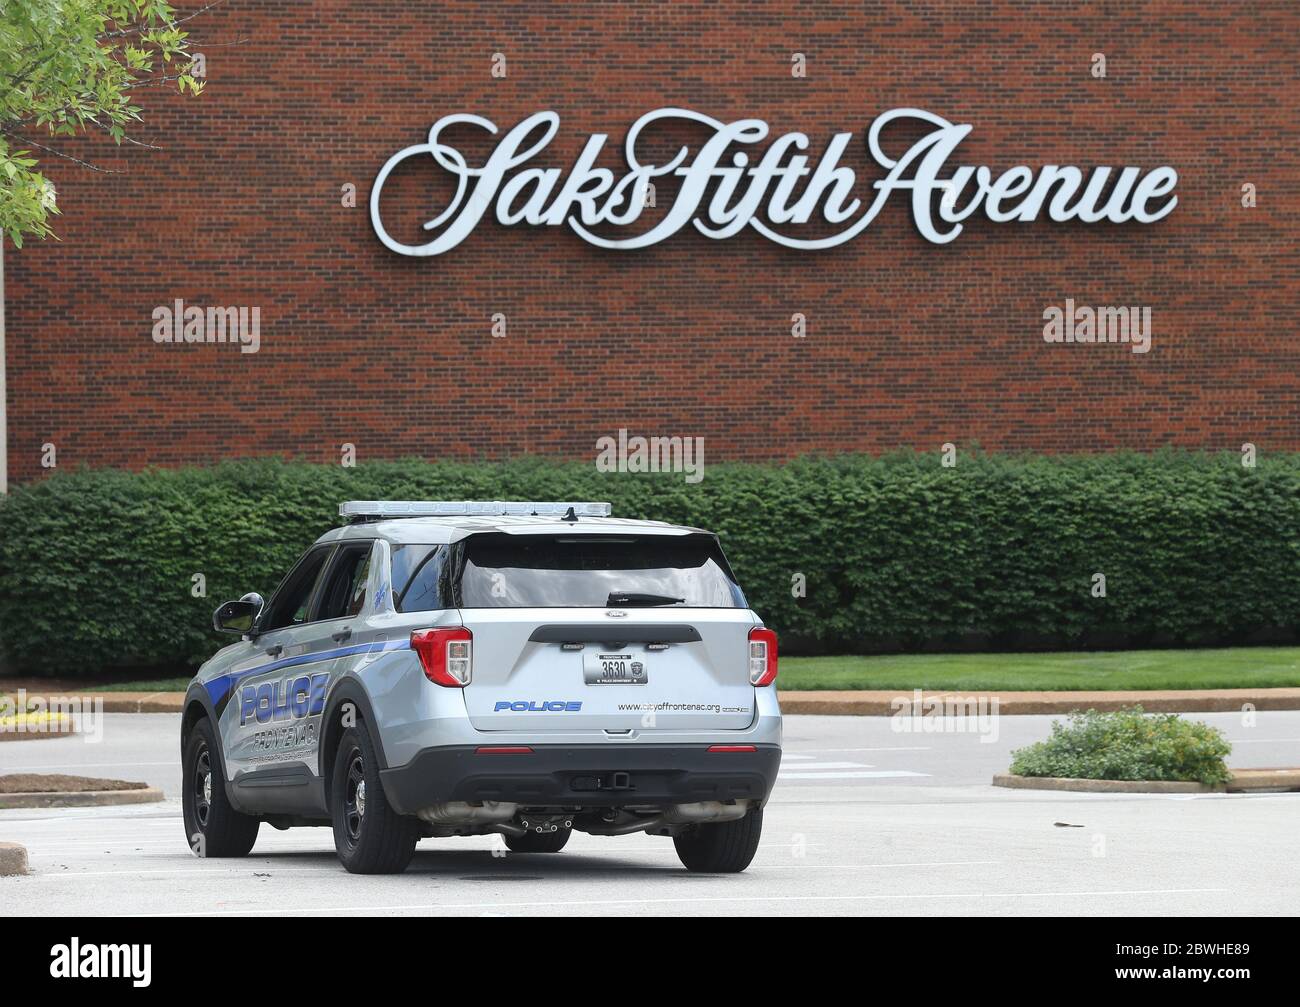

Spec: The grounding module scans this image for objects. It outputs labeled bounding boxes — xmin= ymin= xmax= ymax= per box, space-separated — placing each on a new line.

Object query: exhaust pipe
xmin=416 ymin=800 xmax=517 ymax=826
xmin=581 ymin=814 xmax=668 ymax=836
xmin=664 ymin=801 xmax=750 ymax=824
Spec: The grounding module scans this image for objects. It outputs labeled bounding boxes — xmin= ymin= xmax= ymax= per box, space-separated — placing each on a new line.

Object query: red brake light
xmin=708 ymin=745 xmax=757 ymax=753
xmin=411 ymin=627 xmax=473 ymax=687
xmin=748 ymin=627 xmax=778 ymax=687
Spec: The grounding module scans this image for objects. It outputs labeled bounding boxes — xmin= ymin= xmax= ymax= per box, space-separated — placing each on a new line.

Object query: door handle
xmin=332 ymin=628 xmax=352 ymax=643
xmin=265 ymin=644 xmax=283 ymax=658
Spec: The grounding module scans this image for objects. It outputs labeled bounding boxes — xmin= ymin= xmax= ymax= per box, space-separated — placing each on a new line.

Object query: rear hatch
xmin=453 ymin=531 xmax=758 ymax=733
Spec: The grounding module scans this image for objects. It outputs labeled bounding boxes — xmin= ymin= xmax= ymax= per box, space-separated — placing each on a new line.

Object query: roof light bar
xmin=339 ymin=500 xmax=613 ymax=519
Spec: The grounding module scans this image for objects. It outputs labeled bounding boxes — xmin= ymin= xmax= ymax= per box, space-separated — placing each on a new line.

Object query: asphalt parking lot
xmin=2 ymin=712 xmax=1299 ymax=916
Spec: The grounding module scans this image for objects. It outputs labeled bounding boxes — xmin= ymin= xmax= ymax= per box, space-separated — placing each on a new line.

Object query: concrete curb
xmin=992 ymin=768 xmax=1300 ymax=794
xmin=0 ymin=842 xmax=28 ymax=876
xmin=992 ymin=773 xmax=1211 ymax=793
xmin=0 ymin=691 xmax=184 ymax=714
xmin=0 ymin=786 xmax=165 ymax=810
xmin=104 ymin=692 xmax=184 ymax=713
xmin=778 ymin=687 xmax=1300 ymax=716
xmin=1224 ymin=768 xmax=1300 ymax=792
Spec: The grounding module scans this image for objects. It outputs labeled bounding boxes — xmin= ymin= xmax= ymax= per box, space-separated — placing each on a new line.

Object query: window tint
xmin=391 ymin=544 xmax=438 ymax=598
xmin=393 ymin=544 xmax=447 ymax=613
xmin=347 ymin=552 xmax=371 ymax=616
xmin=261 ymin=547 xmax=332 ymax=632
xmin=317 ymin=544 xmax=373 ymax=621
xmin=456 ymin=534 xmax=745 ymax=608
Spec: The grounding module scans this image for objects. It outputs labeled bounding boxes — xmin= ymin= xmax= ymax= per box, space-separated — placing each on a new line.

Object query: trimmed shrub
xmin=0 ymin=451 xmax=1298 ymax=675
xmin=1008 ymin=707 xmax=1232 ymax=786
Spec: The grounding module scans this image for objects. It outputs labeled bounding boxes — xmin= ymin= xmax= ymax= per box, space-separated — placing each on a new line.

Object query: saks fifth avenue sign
xmin=369 ymin=108 xmax=1177 ymax=256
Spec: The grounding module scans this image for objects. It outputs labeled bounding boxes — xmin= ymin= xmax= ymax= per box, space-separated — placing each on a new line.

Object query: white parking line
xmin=22 ymin=867 xmax=344 ymax=877
xmin=777 ymin=756 xmax=931 ymax=781
xmin=779 ymin=761 xmax=874 ymax=771
xmin=124 ymin=887 xmax=1231 ymax=917
xmin=779 ymin=770 xmax=929 ymax=780
xmin=16 ymin=859 xmax=1003 ymax=879
xmin=786 ymin=747 xmax=933 ymax=753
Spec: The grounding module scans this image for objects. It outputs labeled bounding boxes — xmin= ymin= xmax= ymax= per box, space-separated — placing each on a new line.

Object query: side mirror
xmin=213 ymin=592 xmax=265 ymax=635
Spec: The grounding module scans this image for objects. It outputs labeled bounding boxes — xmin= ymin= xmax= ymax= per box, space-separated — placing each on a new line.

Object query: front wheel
xmin=330 ymin=725 xmax=419 ymax=874
xmin=673 ymin=808 xmax=763 ymax=873
xmin=182 ymin=718 xmax=259 ymax=857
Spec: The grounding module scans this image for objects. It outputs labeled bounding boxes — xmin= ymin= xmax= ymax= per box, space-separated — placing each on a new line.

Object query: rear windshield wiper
xmin=606 ymin=591 xmax=685 ymax=607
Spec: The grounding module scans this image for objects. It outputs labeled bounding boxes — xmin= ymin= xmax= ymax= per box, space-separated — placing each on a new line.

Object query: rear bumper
xmin=379 ymin=743 xmax=782 ymax=815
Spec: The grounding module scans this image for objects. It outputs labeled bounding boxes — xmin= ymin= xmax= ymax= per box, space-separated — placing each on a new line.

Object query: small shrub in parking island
xmin=0 ymin=451 xmax=1298 ymax=676
xmin=1008 ymin=707 xmax=1232 ymax=786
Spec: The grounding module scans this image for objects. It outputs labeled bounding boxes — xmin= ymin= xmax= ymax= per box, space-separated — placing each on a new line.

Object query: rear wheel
xmin=182 ymin=718 xmax=259 ymax=857
xmin=330 ymin=725 xmax=419 ymax=874
xmin=504 ymin=827 xmax=571 ymax=853
xmin=673 ymin=808 xmax=763 ymax=873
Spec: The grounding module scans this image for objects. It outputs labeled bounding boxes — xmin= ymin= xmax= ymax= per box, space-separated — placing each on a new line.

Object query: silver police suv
xmin=181 ymin=501 xmax=782 ymax=874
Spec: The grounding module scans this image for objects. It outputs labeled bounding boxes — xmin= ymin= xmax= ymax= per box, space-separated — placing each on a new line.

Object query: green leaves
xmin=0 ymin=451 xmax=1298 ymax=676
xmin=1010 ymin=707 xmax=1233 ymax=786
xmin=0 ymin=0 xmax=200 ymax=243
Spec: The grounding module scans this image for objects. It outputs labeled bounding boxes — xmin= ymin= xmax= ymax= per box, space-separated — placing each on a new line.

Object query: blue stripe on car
xmin=205 ymin=638 xmax=411 ymax=711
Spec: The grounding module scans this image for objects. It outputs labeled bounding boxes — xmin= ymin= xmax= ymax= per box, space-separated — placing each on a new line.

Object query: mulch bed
xmin=0 ymin=773 xmax=149 ymax=794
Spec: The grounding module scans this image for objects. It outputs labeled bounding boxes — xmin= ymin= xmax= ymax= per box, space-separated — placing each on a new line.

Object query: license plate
xmin=583 ymin=652 xmax=648 ymax=684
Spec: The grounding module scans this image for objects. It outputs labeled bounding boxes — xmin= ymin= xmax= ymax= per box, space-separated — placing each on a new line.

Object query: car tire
xmin=182 ymin=718 xmax=259 ymax=857
xmin=673 ymin=807 xmax=763 ymax=873
xmin=330 ymin=725 xmax=419 ymax=874
xmin=504 ymin=827 xmax=571 ymax=853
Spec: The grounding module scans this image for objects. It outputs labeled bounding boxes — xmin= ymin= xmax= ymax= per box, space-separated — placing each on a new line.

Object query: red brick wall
xmin=5 ymin=0 xmax=1297 ymax=482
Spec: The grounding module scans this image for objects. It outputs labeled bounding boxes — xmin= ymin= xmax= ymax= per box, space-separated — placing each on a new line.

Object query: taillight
xmin=748 ymin=626 xmax=778 ymax=686
xmin=411 ymin=627 xmax=472 ymax=687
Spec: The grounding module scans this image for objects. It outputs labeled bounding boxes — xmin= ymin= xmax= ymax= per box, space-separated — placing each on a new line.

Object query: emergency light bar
xmin=339 ymin=500 xmax=613 ymax=520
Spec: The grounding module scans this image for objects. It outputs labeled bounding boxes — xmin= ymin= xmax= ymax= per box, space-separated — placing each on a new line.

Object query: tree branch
xmin=5 ymin=50 xmax=58 ymax=94
xmin=86 ymin=116 xmax=162 ymax=149
xmin=97 ymin=0 xmax=229 ymax=40
xmin=120 ymin=72 xmax=191 ymax=91
xmin=0 ymin=128 xmax=120 ymax=174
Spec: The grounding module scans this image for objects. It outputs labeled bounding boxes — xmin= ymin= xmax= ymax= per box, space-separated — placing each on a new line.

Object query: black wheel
xmin=504 ymin=827 xmax=571 ymax=853
xmin=673 ymin=808 xmax=763 ymax=873
xmin=330 ymin=725 xmax=419 ymax=874
xmin=182 ymin=718 xmax=259 ymax=857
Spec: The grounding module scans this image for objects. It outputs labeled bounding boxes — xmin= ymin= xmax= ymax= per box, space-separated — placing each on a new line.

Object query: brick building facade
xmin=4 ymin=1 xmax=1297 ymax=483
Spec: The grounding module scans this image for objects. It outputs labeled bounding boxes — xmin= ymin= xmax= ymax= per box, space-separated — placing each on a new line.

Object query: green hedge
xmin=1 ymin=452 xmax=1299 ymax=676
xmin=1009 ymin=707 xmax=1233 ymax=786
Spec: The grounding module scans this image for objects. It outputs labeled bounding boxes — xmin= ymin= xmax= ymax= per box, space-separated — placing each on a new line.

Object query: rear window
xmin=455 ymin=533 xmax=746 ymax=608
